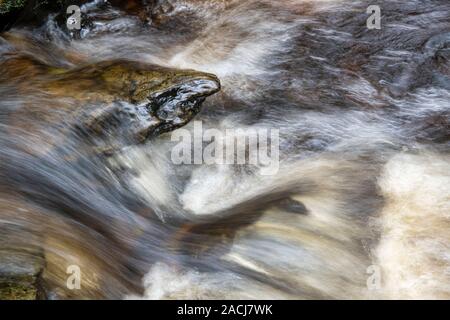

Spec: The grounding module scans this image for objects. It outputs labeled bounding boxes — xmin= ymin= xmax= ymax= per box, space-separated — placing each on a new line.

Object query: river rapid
xmin=0 ymin=0 xmax=449 ymax=299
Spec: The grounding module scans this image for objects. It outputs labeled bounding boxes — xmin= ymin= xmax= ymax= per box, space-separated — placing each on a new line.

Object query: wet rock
xmin=3 ymin=56 xmax=220 ymax=156
xmin=0 ymin=250 xmax=44 ymax=300
xmin=0 ymin=199 xmax=45 ymax=300
xmin=0 ymin=0 xmax=73 ymax=31
xmin=0 ymin=53 xmax=220 ymax=299
xmin=0 ymin=0 xmax=27 ymax=14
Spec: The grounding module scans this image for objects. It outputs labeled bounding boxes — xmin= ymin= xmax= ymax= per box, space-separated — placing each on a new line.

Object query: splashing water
xmin=0 ymin=0 xmax=449 ymax=299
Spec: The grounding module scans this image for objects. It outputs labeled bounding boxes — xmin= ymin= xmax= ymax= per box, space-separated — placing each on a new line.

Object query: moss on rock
xmin=0 ymin=250 xmax=44 ymax=300
xmin=0 ymin=0 xmax=27 ymax=14
xmin=0 ymin=276 xmax=38 ymax=300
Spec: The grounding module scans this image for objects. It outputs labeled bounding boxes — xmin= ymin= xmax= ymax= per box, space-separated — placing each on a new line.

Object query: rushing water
xmin=0 ymin=0 xmax=449 ymax=299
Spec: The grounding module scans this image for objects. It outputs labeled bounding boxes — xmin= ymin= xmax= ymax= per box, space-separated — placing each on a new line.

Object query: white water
xmin=1 ymin=0 xmax=449 ymax=299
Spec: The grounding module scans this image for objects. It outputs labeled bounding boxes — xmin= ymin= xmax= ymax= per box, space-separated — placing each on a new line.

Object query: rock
xmin=0 ymin=0 xmax=27 ymax=14
xmin=0 ymin=1 xmax=49 ymax=30
xmin=3 ymin=56 xmax=220 ymax=156
xmin=0 ymin=53 xmax=220 ymax=299
xmin=0 ymin=250 xmax=44 ymax=300
xmin=0 ymin=197 xmax=46 ymax=300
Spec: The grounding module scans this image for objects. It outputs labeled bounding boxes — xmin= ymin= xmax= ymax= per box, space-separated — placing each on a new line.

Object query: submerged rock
xmin=0 ymin=51 xmax=220 ymax=299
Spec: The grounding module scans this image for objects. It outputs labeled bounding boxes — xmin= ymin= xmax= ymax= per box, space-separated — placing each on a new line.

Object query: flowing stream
xmin=0 ymin=0 xmax=449 ymax=299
